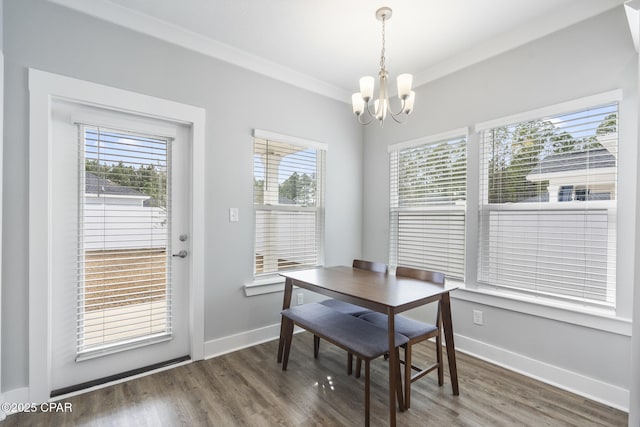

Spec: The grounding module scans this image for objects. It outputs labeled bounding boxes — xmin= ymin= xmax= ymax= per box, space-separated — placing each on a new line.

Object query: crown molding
xmin=414 ymin=1 xmax=625 ymax=86
xmin=49 ymin=0 xmax=623 ymax=103
xmin=625 ymin=0 xmax=640 ymax=52
xmin=48 ymin=0 xmax=351 ymax=103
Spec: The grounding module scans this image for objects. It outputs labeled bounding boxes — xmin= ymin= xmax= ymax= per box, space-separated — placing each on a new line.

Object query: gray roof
xmin=85 ymin=172 xmax=147 ymax=197
xmin=531 ymin=148 xmax=616 ymax=175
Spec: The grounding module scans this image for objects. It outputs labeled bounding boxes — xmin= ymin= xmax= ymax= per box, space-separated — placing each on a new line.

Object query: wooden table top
xmin=280 ymin=265 xmax=457 ymax=313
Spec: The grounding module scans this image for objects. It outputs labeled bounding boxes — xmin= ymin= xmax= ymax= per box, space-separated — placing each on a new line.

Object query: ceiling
xmin=50 ymin=0 xmax=627 ymax=101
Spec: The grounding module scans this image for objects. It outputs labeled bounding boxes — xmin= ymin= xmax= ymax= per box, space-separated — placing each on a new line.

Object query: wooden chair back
xmin=395 ymin=266 xmax=445 ymax=285
xmin=352 ymin=259 xmax=388 ymax=274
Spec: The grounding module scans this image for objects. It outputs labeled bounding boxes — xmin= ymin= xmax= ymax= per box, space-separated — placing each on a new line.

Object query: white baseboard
xmin=5 ymin=329 xmax=626 ymax=417
xmin=204 ymin=323 xmax=306 ymax=360
xmin=455 ymin=333 xmax=629 ymax=412
xmin=1 ymin=387 xmax=30 ymax=417
xmin=204 ymin=323 xmax=280 ymax=359
xmin=203 ymin=325 xmax=630 ymax=411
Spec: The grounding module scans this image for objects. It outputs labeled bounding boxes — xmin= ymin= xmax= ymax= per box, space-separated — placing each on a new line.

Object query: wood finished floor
xmin=2 ymin=332 xmax=627 ymax=426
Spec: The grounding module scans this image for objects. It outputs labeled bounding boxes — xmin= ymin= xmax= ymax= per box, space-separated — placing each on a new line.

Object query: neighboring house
xmin=85 ymin=172 xmax=150 ymax=206
xmin=84 ymin=172 xmax=167 ymax=250
xmin=526 ymin=133 xmax=617 ymax=202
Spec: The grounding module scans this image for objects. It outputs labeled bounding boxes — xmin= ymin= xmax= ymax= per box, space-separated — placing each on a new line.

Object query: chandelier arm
xmin=365 ymin=100 xmax=378 ymax=118
xmin=389 ymin=112 xmax=408 ymax=124
xmin=387 ymin=98 xmax=406 ymax=117
xmin=357 ymin=113 xmax=374 ymax=125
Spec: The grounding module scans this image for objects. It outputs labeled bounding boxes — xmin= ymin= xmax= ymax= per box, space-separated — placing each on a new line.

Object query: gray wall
xmin=1 ymin=0 xmax=362 ymax=391
xmin=1 ymin=0 xmax=637 ymax=410
xmin=362 ymin=7 xmax=637 ymax=394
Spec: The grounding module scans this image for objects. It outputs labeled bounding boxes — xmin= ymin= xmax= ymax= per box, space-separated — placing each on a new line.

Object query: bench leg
xmin=436 ymin=303 xmax=444 ymax=387
xmin=348 ymin=353 xmax=353 ymax=375
xmin=364 ymin=360 xmax=370 ymax=427
xmin=355 ymin=357 xmax=362 ymax=378
xmin=277 ymin=318 xmax=285 ymax=363
xmin=395 ymin=347 xmax=405 ymax=412
xmin=281 ymin=318 xmax=295 ymax=371
xmin=313 ymin=335 xmax=320 ymax=359
xmin=403 ymin=344 xmax=412 ymax=409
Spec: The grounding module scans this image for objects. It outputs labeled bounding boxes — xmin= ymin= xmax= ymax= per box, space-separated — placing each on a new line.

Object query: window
xmin=253 ymin=130 xmax=326 ymax=277
xmin=78 ymin=124 xmax=172 ymax=357
xmin=389 ymin=129 xmax=467 ymax=280
xmin=477 ymin=99 xmax=618 ymax=307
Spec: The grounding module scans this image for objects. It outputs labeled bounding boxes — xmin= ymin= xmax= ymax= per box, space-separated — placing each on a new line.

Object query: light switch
xmin=229 ymin=208 xmax=239 ymax=222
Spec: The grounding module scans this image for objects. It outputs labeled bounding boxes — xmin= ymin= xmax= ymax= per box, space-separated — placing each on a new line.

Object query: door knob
xmin=172 ymin=250 xmax=188 ymax=258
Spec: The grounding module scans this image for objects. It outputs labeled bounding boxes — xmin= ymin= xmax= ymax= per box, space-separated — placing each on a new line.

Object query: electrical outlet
xmin=473 ymin=310 xmax=483 ymax=325
xmin=297 ymin=293 xmax=304 ymax=305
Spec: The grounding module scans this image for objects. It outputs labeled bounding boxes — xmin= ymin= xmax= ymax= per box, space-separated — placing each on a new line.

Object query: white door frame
xmin=28 ymin=69 xmax=205 ymax=403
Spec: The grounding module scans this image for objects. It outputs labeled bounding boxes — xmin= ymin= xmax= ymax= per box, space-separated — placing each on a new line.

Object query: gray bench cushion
xmin=282 ymin=303 xmax=408 ymax=359
xmin=359 ymin=312 xmax=437 ymax=340
xmin=319 ymin=298 xmax=373 ymax=316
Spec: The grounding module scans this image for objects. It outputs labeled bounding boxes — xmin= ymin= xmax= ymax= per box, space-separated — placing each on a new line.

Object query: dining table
xmin=277 ymin=265 xmax=459 ymax=427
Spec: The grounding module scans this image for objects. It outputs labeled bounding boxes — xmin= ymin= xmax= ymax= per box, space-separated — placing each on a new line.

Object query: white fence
xmin=83 ymin=204 xmax=167 ymax=250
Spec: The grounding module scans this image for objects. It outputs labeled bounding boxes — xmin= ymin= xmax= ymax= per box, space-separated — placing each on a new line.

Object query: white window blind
xmin=253 ymin=135 xmax=325 ymax=276
xmin=77 ymin=125 xmax=172 ymax=359
xmin=477 ymin=102 xmax=618 ymax=307
xmin=389 ymin=133 xmax=467 ymax=279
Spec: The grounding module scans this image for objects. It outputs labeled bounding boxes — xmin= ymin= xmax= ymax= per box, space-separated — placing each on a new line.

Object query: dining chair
xmin=357 ymin=266 xmax=445 ymax=409
xmin=315 ymin=259 xmax=388 ymax=371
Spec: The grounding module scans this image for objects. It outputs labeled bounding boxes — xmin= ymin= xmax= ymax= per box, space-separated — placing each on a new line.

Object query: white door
xmin=50 ymin=99 xmax=191 ymax=394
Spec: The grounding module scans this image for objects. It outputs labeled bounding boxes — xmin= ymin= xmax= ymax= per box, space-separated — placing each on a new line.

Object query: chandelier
xmin=351 ymin=7 xmax=415 ymax=125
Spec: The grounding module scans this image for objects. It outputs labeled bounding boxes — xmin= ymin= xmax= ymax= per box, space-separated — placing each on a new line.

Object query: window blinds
xmin=253 ymin=137 xmax=325 ymax=276
xmin=77 ymin=125 xmax=172 ymax=359
xmin=389 ymin=134 xmax=467 ymax=279
xmin=477 ymin=103 xmax=618 ymax=306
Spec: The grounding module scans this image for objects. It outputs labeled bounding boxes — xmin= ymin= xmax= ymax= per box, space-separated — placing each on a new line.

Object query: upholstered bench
xmin=279 ymin=302 xmax=408 ymax=426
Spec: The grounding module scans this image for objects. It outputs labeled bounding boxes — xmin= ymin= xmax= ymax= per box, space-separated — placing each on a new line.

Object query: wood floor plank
xmin=1 ymin=333 xmax=627 ymax=426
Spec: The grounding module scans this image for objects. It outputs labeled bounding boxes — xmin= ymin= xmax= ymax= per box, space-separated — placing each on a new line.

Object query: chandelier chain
xmin=380 ymin=16 xmax=386 ymax=72
xmin=352 ymin=6 xmax=414 ymax=125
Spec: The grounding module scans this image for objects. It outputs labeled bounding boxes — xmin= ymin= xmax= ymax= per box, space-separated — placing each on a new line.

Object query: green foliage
xmin=488 ymin=120 xmax=552 ymax=203
xmin=596 ymin=113 xmax=617 ymax=136
xmin=254 ymin=178 xmax=264 ymax=204
xmin=86 ymin=159 xmax=167 ymax=207
xmin=279 ymin=172 xmax=316 ymax=206
xmin=397 ymin=139 xmax=466 ymax=207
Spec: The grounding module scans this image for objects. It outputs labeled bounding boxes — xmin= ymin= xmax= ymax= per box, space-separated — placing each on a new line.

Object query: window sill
xmin=449 ymin=281 xmax=632 ymax=336
xmin=244 ymin=276 xmax=286 ymax=296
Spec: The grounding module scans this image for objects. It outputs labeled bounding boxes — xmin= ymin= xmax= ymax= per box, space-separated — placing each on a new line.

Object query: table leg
xmin=277 ymin=278 xmax=294 ymax=363
xmin=441 ymin=292 xmax=459 ymax=395
xmin=387 ymin=309 xmax=397 ymax=427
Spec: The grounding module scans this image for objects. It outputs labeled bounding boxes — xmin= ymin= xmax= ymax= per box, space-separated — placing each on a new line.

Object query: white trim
xmin=204 ymin=323 xmax=279 ymax=359
xmin=475 ymin=90 xmax=623 ymax=132
xmin=244 ymin=276 xmax=286 ymax=296
xmin=71 ymin=112 xmax=178 ymax=138
xmin=625 ymin=0 xmax=640 ymax=53
xmin=455 ymin=333 xmax=630 ymax=412
xmin=388 ymin=127 xmax=469 ymax=152
xmin=0 ymin=50 xmax=4 ymax=422
xmin=47 ymin=0 xmax=620 ymax=102
xmin=48 ymin=0 xmax=349 ymax=102
xmin=413 ymin=3 xmax=625 ymax=90
xmin=253 ymin=129 xmax=328 ymax=151
xmin=451 ymin=286 xmax=632 ymax=336
xmin=200 ymin=322 xmax=630 ymax=412
xmin=28 ymin=68 xmax=205 ymax=403
xmin=1 ymin=387 xmax=30 ymax=417
xmin=203 ymin=323 xmax=304 ymax=359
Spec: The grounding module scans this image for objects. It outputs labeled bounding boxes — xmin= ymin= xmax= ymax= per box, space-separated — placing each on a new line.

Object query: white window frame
xmin=246 ymin=129 xmax=326 ymax=295
xmin=388 ymin=128 xmax=468 ymax=280
xmin=449 ymin=90 xmax=632 ymax=337
xmin=28 ymin=69 xmax=206 ymax=403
